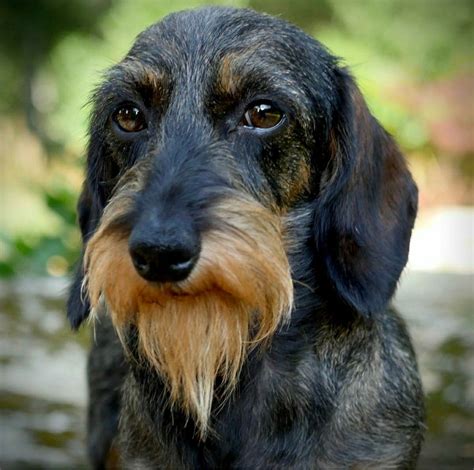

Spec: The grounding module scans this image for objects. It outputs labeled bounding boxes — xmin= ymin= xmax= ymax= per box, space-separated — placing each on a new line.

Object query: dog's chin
xmin=133 ymin=286 xmax=254 ymax=435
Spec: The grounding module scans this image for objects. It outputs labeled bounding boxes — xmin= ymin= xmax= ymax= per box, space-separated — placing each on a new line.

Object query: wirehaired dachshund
xmin=67 ymin=7 xmax=424 ymax=469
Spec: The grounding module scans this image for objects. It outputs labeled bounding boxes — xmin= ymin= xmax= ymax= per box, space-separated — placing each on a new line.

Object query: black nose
xmin=129 ymin=225 xmax=200 ymax=283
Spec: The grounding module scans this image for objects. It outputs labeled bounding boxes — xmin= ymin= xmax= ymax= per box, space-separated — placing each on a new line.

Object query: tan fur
xmin=119 ymin=60 xmax=166 ymax=106
xmin=217 ymin=48 xmax=259 ymax=96
xmin=84 ymin=191 xmax=293 ymax=436
xmin=285 ymin=159 xmax=312 ymax=207
xmin=218 ymin=54 xmax=238 ymax=95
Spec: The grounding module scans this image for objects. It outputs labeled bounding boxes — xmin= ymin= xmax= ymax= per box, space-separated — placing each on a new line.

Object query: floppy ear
xmin=67 ymin=182 xmax=102 ymax=329
xmin=313 ymin=69 xmax=418 ymax=317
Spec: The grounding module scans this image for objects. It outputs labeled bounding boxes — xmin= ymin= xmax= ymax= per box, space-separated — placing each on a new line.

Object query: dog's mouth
xmin=138 ymin=280 xmax=229 ymax=304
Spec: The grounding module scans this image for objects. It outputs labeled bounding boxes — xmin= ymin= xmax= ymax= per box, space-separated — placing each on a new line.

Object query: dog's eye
xmin=112 ymin=105 xmax=147 ymax=133
xmin=241 ymin=103 xmax=283 ymax=130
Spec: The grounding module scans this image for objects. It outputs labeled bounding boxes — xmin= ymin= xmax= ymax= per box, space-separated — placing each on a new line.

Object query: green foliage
xmin=0 ymin=181 xmax=80 ymax=278
xmin=327 ymin=0 xmax=472 ymax=79
xmin=249 ymin=0 xmax=333 ymax=31
xmin=0 ymin=0 xmax=111 ymax=111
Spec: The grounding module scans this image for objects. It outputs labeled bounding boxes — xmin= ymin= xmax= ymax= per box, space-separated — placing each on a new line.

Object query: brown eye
xmin=241 ymin=103 xmax=283 ymax=129
xmin=112 ymin=105 xmax=146 ymax=132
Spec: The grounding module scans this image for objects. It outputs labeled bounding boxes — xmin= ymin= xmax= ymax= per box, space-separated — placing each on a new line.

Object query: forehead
xmin=111 ymin=8 xmax=333 ymax=103
xmin=130 ymin=8 xmax=302 ymax=69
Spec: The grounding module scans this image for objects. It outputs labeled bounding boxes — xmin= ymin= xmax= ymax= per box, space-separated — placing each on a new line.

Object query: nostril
xmin=170 ymin=257 xmax=196 ymax=272
xmin=130 ymin=249 xmax=150 ymax=276
xmin=156 ymin=247 xmax=199 ymax=280
xmin=162 ymin=246 xmax=196 ymax=268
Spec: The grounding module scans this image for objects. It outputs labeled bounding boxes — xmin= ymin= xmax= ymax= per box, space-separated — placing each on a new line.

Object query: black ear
xmin=313 ymin=69 xmax=418 ymax=316
xmin=67 ymin=182 xmax=101 ymax=329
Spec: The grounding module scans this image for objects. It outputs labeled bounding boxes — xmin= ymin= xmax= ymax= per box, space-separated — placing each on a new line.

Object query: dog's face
xmin=68 ymin=7 xmax=417 ymax=433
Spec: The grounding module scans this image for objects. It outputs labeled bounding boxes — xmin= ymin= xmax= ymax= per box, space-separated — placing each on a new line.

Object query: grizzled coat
xmin=68 ymin=7 xmax=424 ymax=469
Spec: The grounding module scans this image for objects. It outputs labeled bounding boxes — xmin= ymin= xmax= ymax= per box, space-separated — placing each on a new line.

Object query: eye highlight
xmin=112 ymin=104 xmax=147 ymax=133
xmin=240 ymin=102 xmax=284 ymax=130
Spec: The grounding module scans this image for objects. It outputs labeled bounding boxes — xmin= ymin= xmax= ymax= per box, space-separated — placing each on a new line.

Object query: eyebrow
xmin=117 ymin=60 xmax=166 ymax=87
xmin=105 ymin=60 xmax=169 ymax=107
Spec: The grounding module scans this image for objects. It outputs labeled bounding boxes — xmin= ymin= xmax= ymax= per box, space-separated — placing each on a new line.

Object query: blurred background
xmin=0 ymin=0 xmax=472 ymax=468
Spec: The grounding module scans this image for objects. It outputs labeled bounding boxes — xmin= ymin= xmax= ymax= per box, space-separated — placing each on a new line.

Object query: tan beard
xmin=84 ymin=195 xmax=293 ymax=436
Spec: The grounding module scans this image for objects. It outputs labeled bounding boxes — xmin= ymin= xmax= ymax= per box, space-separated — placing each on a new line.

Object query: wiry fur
xmin=67 ymin=7 xmax=424 ymax=469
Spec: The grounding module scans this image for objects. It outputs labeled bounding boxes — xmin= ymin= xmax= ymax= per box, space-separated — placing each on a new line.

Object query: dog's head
xmin=67 ymin=7 xmax=417 ymax=432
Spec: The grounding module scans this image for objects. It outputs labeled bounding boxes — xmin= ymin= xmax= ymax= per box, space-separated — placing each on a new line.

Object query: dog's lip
xmin=148 ymin=277 xmax=234 ymax=300
xmin=141 ymin=286 xmax=205 ymax=301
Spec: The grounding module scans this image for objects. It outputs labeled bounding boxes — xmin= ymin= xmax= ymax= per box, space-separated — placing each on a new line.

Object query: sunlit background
xmin=1 ymin=0 xmax=472 ymax=468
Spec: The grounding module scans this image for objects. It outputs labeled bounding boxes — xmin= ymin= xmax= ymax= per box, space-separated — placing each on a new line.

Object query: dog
xmin=67 ymin=7 xmax=425 ymax=469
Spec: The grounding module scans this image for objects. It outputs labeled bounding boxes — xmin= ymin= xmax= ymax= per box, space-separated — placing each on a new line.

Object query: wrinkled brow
xmin=105 ymin=60 xmax=169 ymax=107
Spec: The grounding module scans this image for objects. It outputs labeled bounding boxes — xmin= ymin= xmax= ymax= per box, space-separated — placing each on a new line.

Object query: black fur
xmin=67 ymin=7 xmax=424 ymax=468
